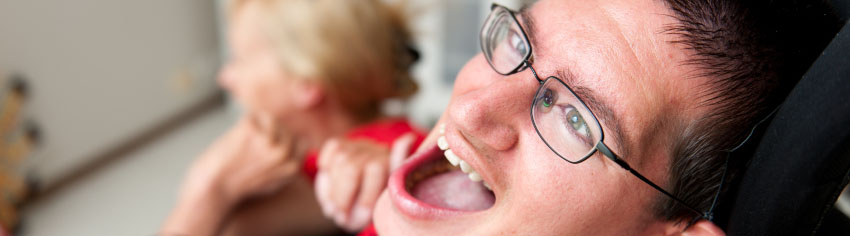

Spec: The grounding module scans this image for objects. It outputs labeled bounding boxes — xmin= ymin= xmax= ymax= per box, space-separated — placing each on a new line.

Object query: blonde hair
xmin=230 ymin=0 xmax=418 ymax=121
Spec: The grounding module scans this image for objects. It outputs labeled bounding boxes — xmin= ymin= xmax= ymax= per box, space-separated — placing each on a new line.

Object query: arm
xmin=161 ymin=116 xmax=302 ymax=236
xmin=161 ymin=189 xmax=230 ymax=236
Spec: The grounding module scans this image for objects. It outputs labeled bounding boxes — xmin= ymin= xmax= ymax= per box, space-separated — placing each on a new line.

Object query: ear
xmin=292 ymin=80 xmax=325 ymax=109
xmin=680 ymin=220 xmax=725 ymax=236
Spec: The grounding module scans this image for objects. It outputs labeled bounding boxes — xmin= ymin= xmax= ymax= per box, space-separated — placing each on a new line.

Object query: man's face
xmin=373 ymin=0 xmax=704 ymax=234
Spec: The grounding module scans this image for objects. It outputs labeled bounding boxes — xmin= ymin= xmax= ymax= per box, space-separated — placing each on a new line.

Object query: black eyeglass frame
xmin=480 ymin=3 xmax=716 ymax=221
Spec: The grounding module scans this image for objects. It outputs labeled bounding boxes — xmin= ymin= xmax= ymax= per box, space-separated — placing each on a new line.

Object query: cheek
xmin=253 ymin=80 xmax=296 ymax=117
xmin=228 ymin=76 xmax=266 ymax=110
xmin=223 ymin=63 xmax=290 ymax=114
xmin=501 ymin=140 xmax=649 ymax=233
xmin=511 ymin=156 xmax=597 ymax=220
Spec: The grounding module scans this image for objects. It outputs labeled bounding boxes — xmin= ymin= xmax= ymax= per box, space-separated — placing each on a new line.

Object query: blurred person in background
xmin=160 ymin=0 xmax=424 ymax=235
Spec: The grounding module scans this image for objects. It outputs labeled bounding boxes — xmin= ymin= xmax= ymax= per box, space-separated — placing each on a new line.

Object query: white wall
xmin=404 ymin=0 xmax=522 ymax=129
xmin=0 ymin=0 xmax=221 ymax=187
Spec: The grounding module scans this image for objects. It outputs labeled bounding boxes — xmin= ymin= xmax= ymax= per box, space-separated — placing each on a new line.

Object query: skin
xmin=163 ymin=116 xmax=307 ymax=236
xmin=162 ymin=1 xmax=407 ymax=235
xmin=373 ymin=0 xmax=724 ymax=235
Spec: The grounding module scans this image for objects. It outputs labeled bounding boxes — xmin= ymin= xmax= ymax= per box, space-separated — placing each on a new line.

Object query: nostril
xmin=463 ymin=126 xmax=518 ymax=152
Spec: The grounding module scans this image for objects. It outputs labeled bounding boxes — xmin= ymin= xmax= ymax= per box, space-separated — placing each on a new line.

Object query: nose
xmin=448 ymin=55 xmax=539 ymax=152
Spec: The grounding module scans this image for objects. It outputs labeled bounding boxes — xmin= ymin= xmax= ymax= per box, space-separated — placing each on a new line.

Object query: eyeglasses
xmin=480 ymin=3 xmax=715 ymax=222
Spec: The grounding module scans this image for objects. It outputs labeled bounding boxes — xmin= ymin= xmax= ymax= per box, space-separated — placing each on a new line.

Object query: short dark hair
xmin=659 ymin=0 xmax=841 ymax=221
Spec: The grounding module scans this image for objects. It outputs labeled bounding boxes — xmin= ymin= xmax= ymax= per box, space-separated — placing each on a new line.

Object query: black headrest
xmin=834 ymin=0 xmax=850 ymax=22
xmin=721 ymin=16 xmax=850 ymax=236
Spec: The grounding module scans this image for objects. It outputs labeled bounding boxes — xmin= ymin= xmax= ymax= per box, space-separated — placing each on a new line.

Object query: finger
xmin=344 ymin=204 xmax=372 ymax=232
xmin=272 ymin=159 xmax=299 ymax=182
xmin=314 ymin=172 xmax=336 ymax=218
xmin=390 ymin=133 xmax=417 ymax=171
xmin=318 ymin=138 xmax=341 ymax=169
xmin=329 ymin=157 xmax=362 ymax=216
xmin=356 ymin=161 xmax=388 ymax=209
xmin=251 ymin=160 xmax=299 ymax=197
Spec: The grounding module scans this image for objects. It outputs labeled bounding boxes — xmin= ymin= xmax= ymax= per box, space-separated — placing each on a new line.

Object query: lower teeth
xmin=406 ymin=158 xmax=454 ymax=191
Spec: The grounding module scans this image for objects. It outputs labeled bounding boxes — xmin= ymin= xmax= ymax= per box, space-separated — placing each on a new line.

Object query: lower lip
xmin=388 ymin=144 xmax=468 ymax=220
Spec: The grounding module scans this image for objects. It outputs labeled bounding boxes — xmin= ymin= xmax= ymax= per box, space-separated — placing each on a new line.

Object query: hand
xmin=314 ymin=133 xmax=416 ymax=232
xmin=163 ymin=114 xmax=303 ymax=236
xmin=180 ymin=114 xmax=302 ymax=208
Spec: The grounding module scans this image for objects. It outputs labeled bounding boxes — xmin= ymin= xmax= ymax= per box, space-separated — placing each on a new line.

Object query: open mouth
xmin=390 ymin=125 xmax=495 ymax=215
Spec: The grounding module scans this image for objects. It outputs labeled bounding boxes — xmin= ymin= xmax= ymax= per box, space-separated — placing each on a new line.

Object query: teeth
xmin=459 ymin=160 xmax=472 ymax=173
xmin=438 ymin=133 xmax=492 ymax=191
xmin=439 ymin=123 xmax=446 ymax=135
xmin=444 ymin=149 xmax=460 ymax=166
xmin=468 ymin=172 xmax=482 ymax=182
xmin=437 ymin=136 xmax=449 ymax=150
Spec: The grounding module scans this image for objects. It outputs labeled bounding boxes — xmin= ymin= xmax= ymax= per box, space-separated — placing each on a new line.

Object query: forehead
xmin=523 ymin=0 xmax=697 ymax=159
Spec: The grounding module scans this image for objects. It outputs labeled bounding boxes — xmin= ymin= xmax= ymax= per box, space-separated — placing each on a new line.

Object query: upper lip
xmin=442 ymin=128 xmax=494 ymax=191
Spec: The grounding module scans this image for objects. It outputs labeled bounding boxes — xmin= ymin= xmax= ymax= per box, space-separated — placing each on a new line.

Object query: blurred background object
xmin=0 ymin=75 xmax=39 ymax=234
xmin=0 ymin=0 xmax=222 ymax=235
xmin=0 ymin=0 xmax=221 ymax=191
xmin=0 ymin=0 xmax=523 ymax=235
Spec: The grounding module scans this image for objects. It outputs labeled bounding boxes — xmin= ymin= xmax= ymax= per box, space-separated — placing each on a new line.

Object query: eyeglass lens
xmin=481 ymin=6 xmax=531 ymax=75
xmin=532 ymin=77 xmax=603 ymax=163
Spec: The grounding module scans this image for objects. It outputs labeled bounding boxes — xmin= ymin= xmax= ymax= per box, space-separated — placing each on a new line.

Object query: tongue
xmin=411 ymin=170 xmax=495 ymax=211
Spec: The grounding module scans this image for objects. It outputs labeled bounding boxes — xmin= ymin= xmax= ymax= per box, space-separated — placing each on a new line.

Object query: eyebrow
xmin=556 ymin=70 xmax=630 ymax=157
xmin=518 ymin=7 xmax=540 ymax=57
xmin=517 ymin=3 xmax=631 ymax=157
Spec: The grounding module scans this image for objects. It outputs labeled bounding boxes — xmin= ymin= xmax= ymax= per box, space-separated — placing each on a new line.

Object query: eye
xmin=564 ymin=106 xmax=590 ymax=138
xmin=508 ymin=30 xmax=528 ymax=56
xmin=533 ymin=86 xmax=595 ymax=148
xmin=536 ymin=88 xmax=557 ymax=112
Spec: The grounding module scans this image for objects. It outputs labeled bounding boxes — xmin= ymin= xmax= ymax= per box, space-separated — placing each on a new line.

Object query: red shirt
xmin=301 ymin=118 xmax=425 ymax=181
xmin=358 ymin=224 xmax=379 ymax=236
xmin=300 ymin=119 xmax=424 ymax=236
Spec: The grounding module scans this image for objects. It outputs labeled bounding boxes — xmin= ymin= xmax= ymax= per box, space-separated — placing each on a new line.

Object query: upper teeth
xmin=438 ymin=124 xmax=491 ymax=190
xmin=444 ymin=149 xmax=460 ymax=166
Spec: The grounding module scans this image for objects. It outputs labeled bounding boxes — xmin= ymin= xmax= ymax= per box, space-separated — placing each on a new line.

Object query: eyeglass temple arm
xmin=595 ymin=142 xmax=708 ymax=219
xmin=523 ymin=61 xmax=543 ymax=83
